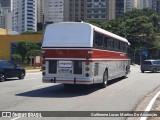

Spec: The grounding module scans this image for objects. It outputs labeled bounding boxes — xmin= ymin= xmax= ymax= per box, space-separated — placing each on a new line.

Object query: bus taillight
xmin=85 ymin=62 xmax=90 ymax=65
xmin=85 ymin=67 xmax=90 ymax=71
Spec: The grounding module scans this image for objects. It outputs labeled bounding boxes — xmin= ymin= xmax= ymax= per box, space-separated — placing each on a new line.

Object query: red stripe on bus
xmin=42 ymin=49 xmax=127 ymax=59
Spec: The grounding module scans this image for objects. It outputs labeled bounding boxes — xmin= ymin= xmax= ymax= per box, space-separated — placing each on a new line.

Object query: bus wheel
xmin=152 ymin=68 xmax=156 ymax=73
xmin=100 ymin=70 xmax=108 ymax=88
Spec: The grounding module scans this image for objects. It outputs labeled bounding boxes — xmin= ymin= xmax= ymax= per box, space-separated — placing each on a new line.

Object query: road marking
xmin=140 ymin=91 xmax=160 ymax=120
xmin=11 ymin=117 xmax=21 ymax=120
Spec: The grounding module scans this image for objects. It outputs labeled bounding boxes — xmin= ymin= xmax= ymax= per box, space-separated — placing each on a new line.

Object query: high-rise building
xmin=0 ymin=1 xmax=12 ymax=30
xmin=66 ymin=0 xmax=84 ymax=22
xmin=0 ymin=0 xmax=11 ymax=12
xmin=156 ymin=0 xmax=160 ymax=15
xmin=134 ymin=0 xmax=155 ymax=9
xmin=84 ymin=0 xmax=115 ymax=22
xmin=44 ymin=0 xmax=64 ymax=24
xmin=124 ymin=0 xmax=134 ymax=12
xmin=0 ymin=2 xmax=5 ymax=28
xmin=37 ymin=0 xmax=44 ymax=23
xmin=116 ymin=0 xmax=125 ymax=18
xmin=12 ymin=0 xmax=37 ymax=33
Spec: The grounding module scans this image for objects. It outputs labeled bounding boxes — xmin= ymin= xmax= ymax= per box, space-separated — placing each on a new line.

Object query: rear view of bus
xmin=42 ymin=22 xmax=130 ymax=88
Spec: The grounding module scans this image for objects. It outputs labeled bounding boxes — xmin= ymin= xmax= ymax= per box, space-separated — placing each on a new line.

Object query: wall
xmin=0 ymin=28 xmax=11 ymax=35
xmin=0 ymin=34 xmax=43 ymax=60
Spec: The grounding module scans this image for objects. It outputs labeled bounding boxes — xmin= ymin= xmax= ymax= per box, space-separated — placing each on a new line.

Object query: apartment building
xmin=116 ymin=0 xmax=125 ymax=17
xmin=84 ymin=0 xmax=115 ymax=22
xmin=0 ymin=0 xmax=11 ymax=12
xmin=37 ymin=0 xmax=44 ymax=23
xmin=156 ymin=0 xmax=160 ymax=15
xmin=124 ymin=0 xmax=134 ymax=12
xmin=0 ymin=4 xmax=4 ymax=28
xmin=44 ymin=0 xmax=64 ymax=24
xmin=0 ymin=1 xmax=12 ymax=30
xmin=12 ymin=0 xmax=37 ymax=33
xmin=66 ymin=0 xmax=84 ymax=22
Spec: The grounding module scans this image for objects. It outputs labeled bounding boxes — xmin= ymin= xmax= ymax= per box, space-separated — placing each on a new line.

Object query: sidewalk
xmin=148 ymin=90 xmax=160 ymax=120
xmin=127 ymin=86 xmax=160 ymax=120
xmin=25 ymin=69 xmax=41 ymax=73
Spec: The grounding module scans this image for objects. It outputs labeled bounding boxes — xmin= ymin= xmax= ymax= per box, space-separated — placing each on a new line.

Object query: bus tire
xmin=100 ymin=70 xmax=108 ymax=88
xmin=123 ymin=67 xmax=128 ymax=78
xmin=152 ymin=68 xmax=156 ymax=73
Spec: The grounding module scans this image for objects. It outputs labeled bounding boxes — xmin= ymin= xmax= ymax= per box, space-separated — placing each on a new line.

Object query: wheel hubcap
xmin=0 ymin=74 xmax=5 ymax=81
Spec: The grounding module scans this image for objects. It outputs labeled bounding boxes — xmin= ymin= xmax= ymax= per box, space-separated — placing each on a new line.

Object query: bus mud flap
xmin=74 ymin=78 xmax=76 ymax=84
xmin=54 ymin=77 xmax=56 ymax=83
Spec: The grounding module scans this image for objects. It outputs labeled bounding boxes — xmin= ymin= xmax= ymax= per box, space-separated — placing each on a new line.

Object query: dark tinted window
xmin=94 ymin=33 xmax=103 ymax=47
xmin=0 ymin=61 xmax=16 ymax=67
xmin=74 ymin=61 xmax=82 ymax=74
xmin=143 ymin=61 xmax=152 ymax=65
xmin=49 ymin=60 xmax=57 ymax=74
xmin=157 ymin=61 xmax=160 ymax=64
xmin=152 ymin=61 xmax=158 ymax=64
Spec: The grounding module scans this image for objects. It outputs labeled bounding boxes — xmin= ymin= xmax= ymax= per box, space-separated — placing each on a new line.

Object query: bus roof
xmin=42 ymin=22 xmax=130 ymax=48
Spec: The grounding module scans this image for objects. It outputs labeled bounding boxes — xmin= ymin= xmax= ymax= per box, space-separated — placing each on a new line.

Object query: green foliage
xmin=89 ymin=8 xmax=160 ymax=50
xmin=12 ymin=54 xmax=21 ymax=59
xmin=26 ymin=43 xmax=41 ymax=57
xmin=17 ymin=41 xmax=41 ymax=62
xmin=26 ymin=50 xmax=41 ymax=57
xmin=21 ymin=31 xmax=43 ymax=35
xmin=17 ymin=41 xmax=30 ymax=62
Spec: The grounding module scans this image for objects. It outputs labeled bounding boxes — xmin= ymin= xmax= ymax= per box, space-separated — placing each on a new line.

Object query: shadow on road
xmin=16 ymin=77 xmax=126 ymax=98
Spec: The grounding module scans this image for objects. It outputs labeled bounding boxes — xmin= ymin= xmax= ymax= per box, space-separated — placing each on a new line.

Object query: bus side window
xmin=107 ymin=38 xmax=111 ymax=49
xmin=120 ymin=41 xmax=123 ymax=51
xmin=111 ymin=39 xmax=114 ymax=50
xmin=114 ymin=40 xmax=118 ymax=51
xmin=94 ymin=33 xmax=103 ymax=48
xmin=123 ymin=43 xmax=128 ymax=52
xmin=103 ymin=36 xmax=108 ymax=49
xmin=118 ymin=41 xmax=121 ymax=51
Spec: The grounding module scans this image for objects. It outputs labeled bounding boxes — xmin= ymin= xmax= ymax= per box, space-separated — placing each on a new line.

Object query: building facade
xmin=156 ymin=0 xmax=160 ymax=15
xmin=0 ymin=34 xmax=42 ymax=61
xmin=12 ymin=0 xmax=37 ymax=33
xmin=44 ymin=0 xmax=64 ymax=24
xmin=0 ymin=0 xmax=12 ymax=30
xmin=124 ymin=0 xmax=134 ymax=12
xmin=66 ymin=0 xmax=84 ymax=22
xmin=116 ymin=0 xmax=125 ymax=18
xmin=37 ymin=0 xmax=44 ymax=23
xmin=84 ymin=0 xmax=115 ymax=22
xmin=0 ymin=0 xmax=11 ymax=12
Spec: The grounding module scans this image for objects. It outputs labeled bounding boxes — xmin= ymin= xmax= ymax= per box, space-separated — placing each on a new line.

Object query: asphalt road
xmin=0 ymin=66 xmax=160 ymax=120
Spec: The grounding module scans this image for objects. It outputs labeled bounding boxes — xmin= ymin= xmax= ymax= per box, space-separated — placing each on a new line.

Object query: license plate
xmin=58 ymin=61 xmax=72 ymax=68
xmin=58 ymin=69 xmax=70 ymax=74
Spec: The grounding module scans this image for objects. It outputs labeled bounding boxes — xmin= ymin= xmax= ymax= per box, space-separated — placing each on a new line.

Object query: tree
xmin=26 ymin=43 xmax=41 ymax=58
xmin=89 ymin=8 xmax=160 ymax=50
xmin=17 ymin=41 xmax=30 ymax=62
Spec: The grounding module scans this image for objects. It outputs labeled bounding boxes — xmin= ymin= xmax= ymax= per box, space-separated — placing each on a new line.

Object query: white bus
xmin=41 ymin=22 xmax=130 ymax=88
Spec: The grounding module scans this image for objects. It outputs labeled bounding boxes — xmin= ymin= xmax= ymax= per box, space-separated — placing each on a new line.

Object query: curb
xmin=26 ymin=69 xmax=41 ymax=73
